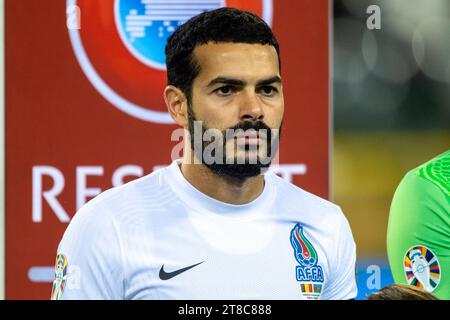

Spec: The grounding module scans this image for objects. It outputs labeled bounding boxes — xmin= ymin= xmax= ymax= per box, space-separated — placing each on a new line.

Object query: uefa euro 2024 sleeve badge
xmin=404 ymin=245 xmax=441 ymax=292
xmin=290 ymin=224 xmax=324 ymax=300
xmin=51 ymin=254 xmax=68 ymax=300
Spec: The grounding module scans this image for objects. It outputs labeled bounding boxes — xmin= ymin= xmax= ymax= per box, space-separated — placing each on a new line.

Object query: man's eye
xmin=216 ymin=86 xmax=234 ymax=95
xmin=259 ymin=86 xmax=277 ymax=96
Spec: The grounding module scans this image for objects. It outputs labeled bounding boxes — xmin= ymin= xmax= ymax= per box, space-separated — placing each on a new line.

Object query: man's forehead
xmin=193 ymin=42 xmax=279 ymax=79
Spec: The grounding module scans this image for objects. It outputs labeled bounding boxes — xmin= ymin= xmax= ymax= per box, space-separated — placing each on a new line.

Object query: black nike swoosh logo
xmin=159 ymin=261 xmax=205 ymax=280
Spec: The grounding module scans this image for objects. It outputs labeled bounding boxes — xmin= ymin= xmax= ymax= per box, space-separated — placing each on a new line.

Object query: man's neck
xmin=179 ymin=161 xmax=265 ymax=205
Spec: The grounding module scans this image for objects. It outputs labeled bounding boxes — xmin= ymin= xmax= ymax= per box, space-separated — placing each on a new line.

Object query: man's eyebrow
xmin=206 ymin=76 xmax=282 ymax=88
xmin=256 ymin=76 xmax=282 ymax=86
xmin=206 ymin=77 xmax=245 ymax=87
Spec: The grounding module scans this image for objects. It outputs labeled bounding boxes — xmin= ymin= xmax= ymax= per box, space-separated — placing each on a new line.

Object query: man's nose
xmin=238 ymin=89 xmax=264 ymax=121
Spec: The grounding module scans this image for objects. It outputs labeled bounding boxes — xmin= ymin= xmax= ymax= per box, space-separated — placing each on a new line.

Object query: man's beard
xmin=187 ymin=105 xmax=282 ymax=179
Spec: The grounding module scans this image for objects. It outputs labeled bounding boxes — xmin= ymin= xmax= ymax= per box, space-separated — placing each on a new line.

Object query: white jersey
xmin=51 ymin=160 xmax=357 ymax=300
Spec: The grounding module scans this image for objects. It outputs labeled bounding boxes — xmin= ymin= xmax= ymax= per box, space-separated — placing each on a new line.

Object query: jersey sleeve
xmin=50 ymin=200 xmax=125 ymax=300
xmin=387 ymin=171 xmax=450 ymax=299
xmin=321 ymin=210 xmax=358 ymax=300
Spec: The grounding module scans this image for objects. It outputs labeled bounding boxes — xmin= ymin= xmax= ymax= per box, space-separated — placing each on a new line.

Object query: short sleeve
xmin=321 ymin=210 xmax=358 ymax=300
xmin=50 ymin=201 xmax=125 ymax=300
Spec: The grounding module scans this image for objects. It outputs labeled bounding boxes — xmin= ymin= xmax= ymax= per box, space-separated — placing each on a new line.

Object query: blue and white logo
xmin=115 ymin=0 xmax=224 ymax=70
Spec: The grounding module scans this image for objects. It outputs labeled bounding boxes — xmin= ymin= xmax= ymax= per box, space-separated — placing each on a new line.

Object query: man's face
xmin=188 ymin=42 xmax=284 ymax=178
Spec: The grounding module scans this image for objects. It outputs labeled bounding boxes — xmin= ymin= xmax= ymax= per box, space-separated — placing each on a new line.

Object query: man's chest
xmin=122 ymin=221 xmax=331 ymax=300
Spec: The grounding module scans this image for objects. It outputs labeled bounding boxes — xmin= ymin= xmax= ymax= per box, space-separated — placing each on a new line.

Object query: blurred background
xmin=333 ymin=0 xmax=450 ymax=298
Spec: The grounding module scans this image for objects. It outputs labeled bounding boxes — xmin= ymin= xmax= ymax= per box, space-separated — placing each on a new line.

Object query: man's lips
xmin=236 ymin=137 xmax=261 ymax=145
xmin=233 ymin=130 xmax=268 ymax=145
xmin=233 ymin=130 xmax=267 ymax=138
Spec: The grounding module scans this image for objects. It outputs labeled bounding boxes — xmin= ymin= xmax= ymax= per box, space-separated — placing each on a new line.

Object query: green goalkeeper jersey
xmin=387 ymin=149 xmax=449 ymax=299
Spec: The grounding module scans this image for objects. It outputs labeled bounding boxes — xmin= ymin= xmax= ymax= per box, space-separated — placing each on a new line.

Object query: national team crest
xmin=51 ymin=254 xmax=68 ymax=300
xmin=404 ymin=245 xmax=441 ymax=292
xmin=290 ymin=224 xmax=324 ymax=299
xmin=67 ymin=0 xmax=273 ymax=123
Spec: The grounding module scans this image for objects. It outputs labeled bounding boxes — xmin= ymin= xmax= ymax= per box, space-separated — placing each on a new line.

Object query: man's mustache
xmin=227 ymin=121 xmax=272 ymax=133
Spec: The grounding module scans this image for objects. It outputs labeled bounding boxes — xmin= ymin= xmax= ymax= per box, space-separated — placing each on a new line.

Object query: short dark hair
xmin=366 ymin=284 xmax=440 ymax=300
xmin=165 ymin=7 xmax=280 ymax=103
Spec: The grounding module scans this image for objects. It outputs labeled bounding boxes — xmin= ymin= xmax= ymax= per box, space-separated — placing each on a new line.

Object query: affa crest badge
xmin=290 ymin=224 xmax=324 ymax=299
xmin=51 ymin=254 xmax=68 ymax=300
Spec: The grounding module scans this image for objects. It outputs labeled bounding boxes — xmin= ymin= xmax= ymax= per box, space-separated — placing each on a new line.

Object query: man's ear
xmin=164 ymin=85 xmax=188 ymax=127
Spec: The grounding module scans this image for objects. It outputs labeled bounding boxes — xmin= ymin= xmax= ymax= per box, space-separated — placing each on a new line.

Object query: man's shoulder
xmin=269 ymin=171 xmax=340 ymax=210
xmin=268 ymin=171 xmax=344 ymax=220
xmin=70 ymin=165 xmax=172 ymax=223
xmin=413 ymin=149 xmax=450 ymax=197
